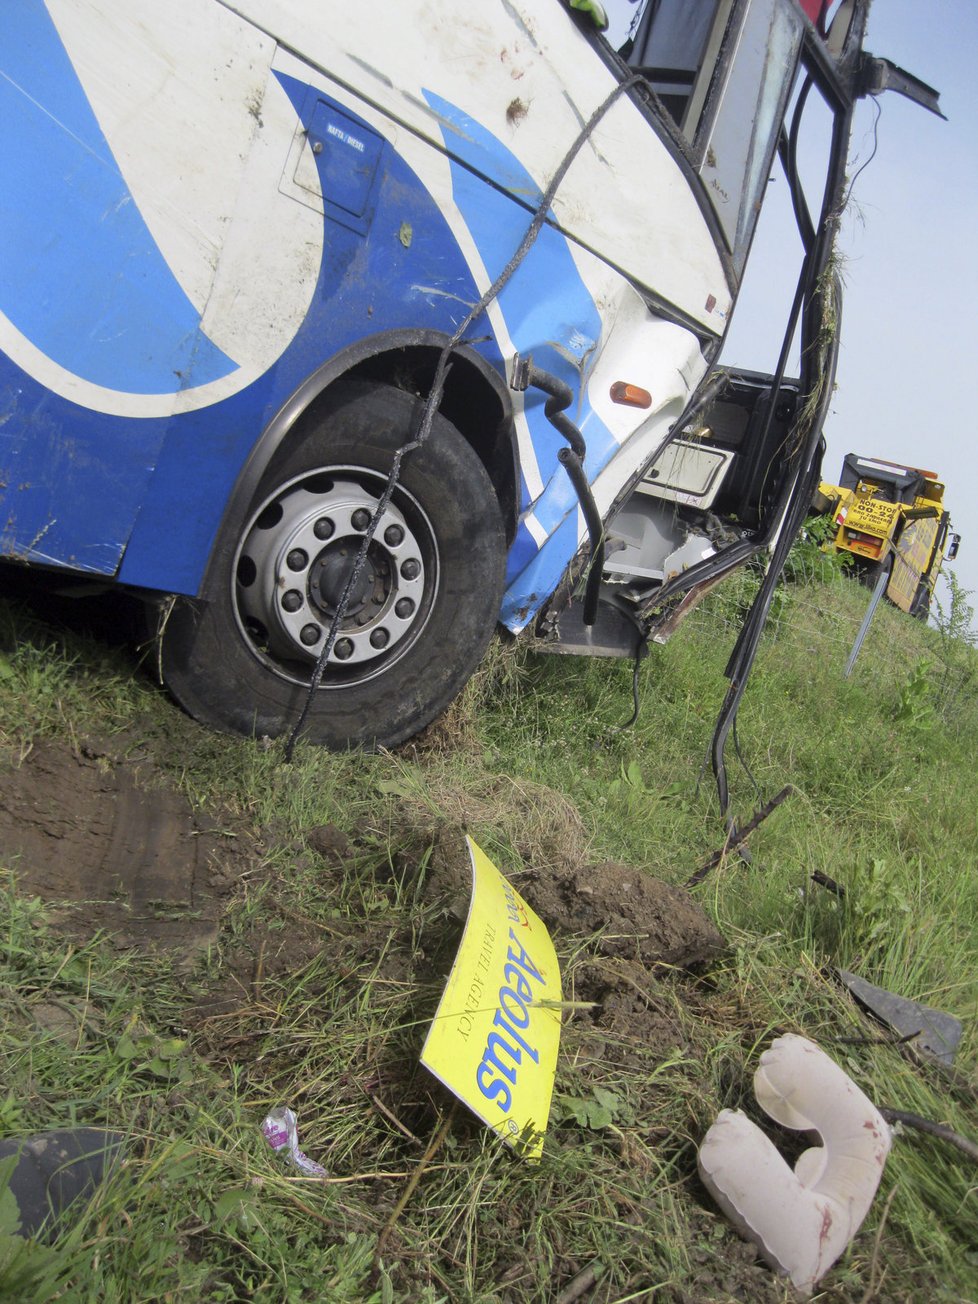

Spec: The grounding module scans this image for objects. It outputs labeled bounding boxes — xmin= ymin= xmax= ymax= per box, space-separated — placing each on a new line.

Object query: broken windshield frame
xmin=620 ymin=0 xmax=863 ymax=277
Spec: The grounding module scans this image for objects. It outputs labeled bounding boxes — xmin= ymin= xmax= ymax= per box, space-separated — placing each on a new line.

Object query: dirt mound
xmin=424 ymin=831 xmax=724 ymax=971
xmin=416 ymin=831 xmax=724 ymax=1073
xmin=0 ymin=737 xmax=254 ymax=963
xmin=526 ymin=857 xmax=724 ymax=968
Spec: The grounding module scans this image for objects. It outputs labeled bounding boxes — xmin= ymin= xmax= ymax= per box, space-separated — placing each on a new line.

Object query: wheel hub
xmin=307 ymin=540 xmax=383 ymax=619
xmin=234 ymin=473 xmax=432 ymax=677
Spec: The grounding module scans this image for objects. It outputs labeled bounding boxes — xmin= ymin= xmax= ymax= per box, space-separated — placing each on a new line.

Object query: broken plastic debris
xmin=0 ymin=1129 xmax=126 ymax=1238
xmin=261 ymin=1106 xmax=326 ymax=1176
xmin=836 ymin=968 xmax=962 ymax=1065
xmin=697 ymin=1034 xmax=890 ymax=1296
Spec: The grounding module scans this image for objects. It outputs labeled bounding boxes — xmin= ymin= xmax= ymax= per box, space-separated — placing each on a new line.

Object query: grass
xmin=1 ymin=557 xmax=977 ymax=1301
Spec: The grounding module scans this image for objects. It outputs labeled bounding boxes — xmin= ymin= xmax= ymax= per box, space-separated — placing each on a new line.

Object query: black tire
xmin=854 ymin=557 xmax=885 ymax=590
xmin=909 ymin=581 xmax=931 ymax=621
xmin=157 ymin=381 xmax=506 ymax=749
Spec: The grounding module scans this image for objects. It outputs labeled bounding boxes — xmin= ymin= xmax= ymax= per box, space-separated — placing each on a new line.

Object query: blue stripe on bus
xmin=422 ymin=91 xmax=617 ymax=623
xmin=0 ymin=0 xmax=236 ymax=395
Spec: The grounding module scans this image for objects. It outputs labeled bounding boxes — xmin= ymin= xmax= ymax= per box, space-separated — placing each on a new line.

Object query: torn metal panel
xmin=836 ymin=969 xmax=962 ymax=1066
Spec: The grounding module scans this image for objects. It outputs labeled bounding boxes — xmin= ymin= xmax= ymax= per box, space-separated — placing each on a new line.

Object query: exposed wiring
xmin=839 ymin=95 xmax=882 ymax=214
xmin=283 ymin=74 xmax=645 ymax=761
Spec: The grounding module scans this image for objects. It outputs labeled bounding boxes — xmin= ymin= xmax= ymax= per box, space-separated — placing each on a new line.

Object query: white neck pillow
xmin=697 ymin=1034 xmax=891 ymax=1295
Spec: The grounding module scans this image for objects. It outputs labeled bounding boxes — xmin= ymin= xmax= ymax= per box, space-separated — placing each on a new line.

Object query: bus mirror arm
xmin=858 ymin=55 xmax=945 ymax=119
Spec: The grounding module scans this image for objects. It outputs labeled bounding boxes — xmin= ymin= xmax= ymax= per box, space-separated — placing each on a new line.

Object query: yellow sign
xmin=849 ymin=496 xmax=894 ymax=532
xmin=420 ymin=837 xmax=562 ymax=1159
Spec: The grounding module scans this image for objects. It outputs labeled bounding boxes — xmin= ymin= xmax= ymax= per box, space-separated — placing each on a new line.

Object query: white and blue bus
xmin=0 ymin=0 xmax=939 ymax=749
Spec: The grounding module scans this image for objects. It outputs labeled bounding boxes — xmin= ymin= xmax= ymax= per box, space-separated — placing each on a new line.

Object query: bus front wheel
xmin=156 ymin=381 xmax=506 ymax=750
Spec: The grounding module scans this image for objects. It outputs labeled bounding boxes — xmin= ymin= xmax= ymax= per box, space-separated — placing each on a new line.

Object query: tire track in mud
xmin=0 ymin=738 xmax=251 ymax=962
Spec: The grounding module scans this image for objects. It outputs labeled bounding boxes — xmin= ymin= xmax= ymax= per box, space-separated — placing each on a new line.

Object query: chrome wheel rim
xmin=233 ymin=467 xmax=437 ymax=685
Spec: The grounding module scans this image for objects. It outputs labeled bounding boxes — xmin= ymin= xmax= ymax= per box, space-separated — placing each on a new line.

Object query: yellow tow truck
xmin=817 ymin=455 xmax=960 ymax=620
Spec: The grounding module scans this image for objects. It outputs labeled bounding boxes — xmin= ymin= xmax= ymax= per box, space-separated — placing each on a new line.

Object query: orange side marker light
xmin=609 ymin=381 xmax=652 ymax=409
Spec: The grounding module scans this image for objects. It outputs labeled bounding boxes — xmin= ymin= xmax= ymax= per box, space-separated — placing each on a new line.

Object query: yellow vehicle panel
xmin=888 ymin=516 xmax=941 ymax=613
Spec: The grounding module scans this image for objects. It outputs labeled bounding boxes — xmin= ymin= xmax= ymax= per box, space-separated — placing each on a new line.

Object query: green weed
xmin=893 ymin=659 xmax=937 ymax=731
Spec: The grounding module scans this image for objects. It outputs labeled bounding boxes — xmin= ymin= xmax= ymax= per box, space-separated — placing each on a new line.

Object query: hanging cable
xmin=708 ymin=76 xmax=856 ymax=814
xmin=604 ymin=628 xmax=649 ymax=736
xmin=839 ymin=95 xmax=882 ymax=212
xmin=616 ymin=634 xmax=649 ymax=733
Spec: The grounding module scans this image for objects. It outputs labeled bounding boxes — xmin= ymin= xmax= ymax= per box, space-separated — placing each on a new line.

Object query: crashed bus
xmin=0 ymin=0 xmax=941 ymax=759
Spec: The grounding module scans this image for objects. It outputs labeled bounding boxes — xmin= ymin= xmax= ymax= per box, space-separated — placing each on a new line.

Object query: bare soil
xmin=420 ymin=829 xmax=726 ymax=1070
xmin=0 ymin=734 xmax=255 ymax=964
xmin=0 ymin=723 xmax=724 ymax=988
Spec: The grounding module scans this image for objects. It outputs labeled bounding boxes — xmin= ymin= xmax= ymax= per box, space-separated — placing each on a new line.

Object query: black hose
xmin=558 ymin=447 xmax=605 ymax=626
xmin=512 ymin=357 xmax=585 ymax=458
xmin=512 ymin=356 xmax=605 ymax=627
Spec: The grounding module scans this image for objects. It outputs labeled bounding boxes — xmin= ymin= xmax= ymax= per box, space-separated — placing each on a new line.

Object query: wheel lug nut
xmin=314 ymin=517 xmax=334 ymax=540
xmin=384 ymin=524 xmax=404 ymax=547
xmin=395 ymin=597 xmax=414 ymax=619
xmin=351 ymin=509 xmax=371 ymax=531
xmin=370 ymin=628 xmax=390 ymax=649
xmin=287 ymin=549 xmax=308 ymax=571
xmin=334 ymin=638 xmax=354 ymax=660
xmin=300 ymin=624 xmax=321 ymax=646
xmin=400 ymin=558 xmax=421 ymax=581
xmin=282 ymin=590 xmax=303 ymax=613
